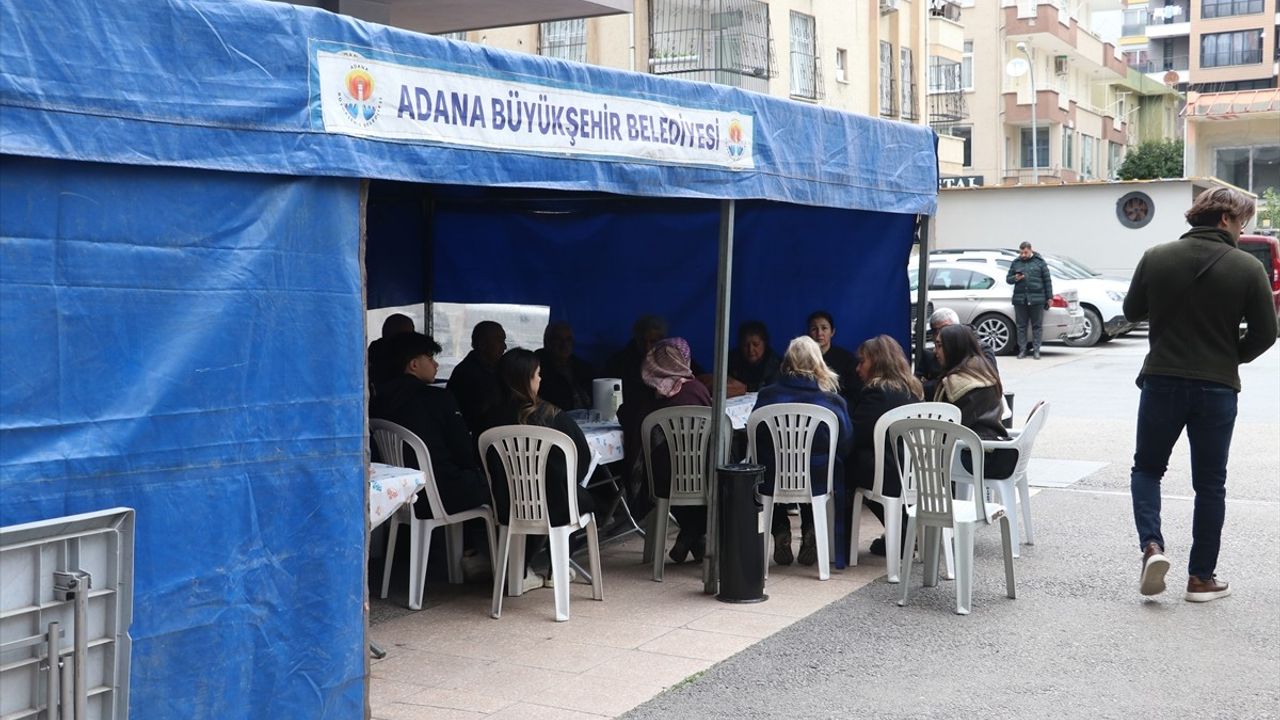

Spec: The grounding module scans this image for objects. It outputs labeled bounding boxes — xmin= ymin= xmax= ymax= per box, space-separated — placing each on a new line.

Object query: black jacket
xmin=850 ymin=385 xmax=920 ymax=498
xmin=822 ymin=344 xmax=863 ymax=406
xmin=447 ymin=350 xmax=502 ymax=437
xmin=535 ymin=349 xmax=596 ymax=411
xmin=1006 ymin=253 xmax=1054 ymax=306
xmin=370 ymin=374 xmax=489 ymax=517
xmin=728 ymin=348 xmax=781 ymax=391
xmin=482 ymin=402 xmax=595 ymax=527
xmin=1123 ymin=227 xmax=1277 ymax=391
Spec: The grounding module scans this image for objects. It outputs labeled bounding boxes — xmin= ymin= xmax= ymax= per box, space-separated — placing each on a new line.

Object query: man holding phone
xmin=1006 ymin=241 xmax=1054 ymax=359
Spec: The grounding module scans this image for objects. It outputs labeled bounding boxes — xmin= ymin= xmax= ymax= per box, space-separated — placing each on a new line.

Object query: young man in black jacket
xmin=1124 ymin=188 xmax=1277 ymax=603
xmin=372 ymin=332 xmax=491 ymax=520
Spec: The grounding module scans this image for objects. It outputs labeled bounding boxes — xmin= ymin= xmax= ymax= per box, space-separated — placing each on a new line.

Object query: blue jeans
xmin=1131 ymin=374 xmax=1238 ymax=579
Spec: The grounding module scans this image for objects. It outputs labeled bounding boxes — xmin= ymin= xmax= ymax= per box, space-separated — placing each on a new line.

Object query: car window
xmin=929 ymin=268 xmax=975 ymax=291
xmin=968 ymin=271 xmax=996 ymax=290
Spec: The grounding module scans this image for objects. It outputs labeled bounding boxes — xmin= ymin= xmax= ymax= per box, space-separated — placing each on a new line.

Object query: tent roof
xmin=0 ymin=0 xmax=937 ymax=215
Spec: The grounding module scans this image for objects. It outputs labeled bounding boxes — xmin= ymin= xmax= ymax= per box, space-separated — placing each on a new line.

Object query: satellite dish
xmin=1162 ymin=70 xmax=1180 ymax=86
xmin=1006 ymin=57 xmax=1029 ymax=78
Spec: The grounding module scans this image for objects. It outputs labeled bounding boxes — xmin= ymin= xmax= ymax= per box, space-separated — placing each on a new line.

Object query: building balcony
xmin=1003 ymin=3 xmax=1128 ymax=78
xmin=1003 ymin=89 xmax=1074 ymax=126
xmin=1147 ymin=21 xmax=1191 ymax=39
xmin=1001 ymin=166 xmax=1079 ymax=185
xmin=929 ymin=15 xmax=965 ymax=59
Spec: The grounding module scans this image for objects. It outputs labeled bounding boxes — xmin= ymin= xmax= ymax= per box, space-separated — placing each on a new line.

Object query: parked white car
xmin=909 ymin=260 xmax=1087 ymax=356
xmin=930 ymin=249 xmax=1135 ymax=347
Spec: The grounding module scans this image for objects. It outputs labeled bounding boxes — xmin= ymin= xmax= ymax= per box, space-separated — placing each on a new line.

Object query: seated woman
xmin=636 ymin=337 xmax=713 ymax=563
xmin=370 ymin=332 xmax=491 ymax=520
xmin=849 ymin=335 xmax=924 ymax=557
xmin=483 ymin=348 xmax=596 ymax=591
xmin=754 ymin=336 xmax=853 ymax=568
xmin=933 ymin=324 xmax=1017 ymax=480
xmin=728 ymin=320 xmax=781 ymax=392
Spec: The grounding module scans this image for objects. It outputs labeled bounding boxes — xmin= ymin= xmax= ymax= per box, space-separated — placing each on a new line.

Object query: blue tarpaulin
xmin=0 ymin=1 xmax=937 ymax=718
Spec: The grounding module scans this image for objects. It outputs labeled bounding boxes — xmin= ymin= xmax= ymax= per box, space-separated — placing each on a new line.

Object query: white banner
xmin=315 ymin=49 xmax=755 ymax=170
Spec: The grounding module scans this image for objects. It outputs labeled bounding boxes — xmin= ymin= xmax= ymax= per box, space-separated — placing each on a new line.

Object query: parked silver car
xmin=909 ymin=261 xmax=1087 ymax=356
xmin=929 ymin=249 xmax=1136 ymax=347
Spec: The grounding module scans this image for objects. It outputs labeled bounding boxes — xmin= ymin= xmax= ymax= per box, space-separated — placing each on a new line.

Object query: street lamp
xmin=1017 ymin=42 xmax=1038 ymax=184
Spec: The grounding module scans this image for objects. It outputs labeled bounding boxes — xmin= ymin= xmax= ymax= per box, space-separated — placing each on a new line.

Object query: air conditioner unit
xmin=1054 ymin=55 xmax=1069 ymax=75
xmin=880 ymin=0 xmax=899 ymax=14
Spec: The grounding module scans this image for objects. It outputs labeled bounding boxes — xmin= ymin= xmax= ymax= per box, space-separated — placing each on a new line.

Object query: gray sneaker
xmin=1139 ymin=543 xmax=1170 ymax=596
xmin=773 ymin=530 xmax=794 ymax=566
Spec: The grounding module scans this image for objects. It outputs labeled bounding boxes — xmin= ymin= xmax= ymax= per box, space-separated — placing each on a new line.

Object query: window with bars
xmin=648 ymin=0 xmax=774 ymax=91
xmin=900 ymin=47 xmax=917 ymax=121
xmin=1200 ymin=29 xmax=1264 ymax=68
xmin=540 ymin=19 xmax=587 ymax=63
xmin=789 ymin=12 xmax=817 ymax=99
xmin=879 ymin=41 xmax=896 ymax=117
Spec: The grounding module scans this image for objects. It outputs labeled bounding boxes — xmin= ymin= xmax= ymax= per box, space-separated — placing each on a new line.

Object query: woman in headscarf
xmin=753 ymin=336 xmax=853 ymax=568
xmin=639 ymin=337 xmax=713 ymax=563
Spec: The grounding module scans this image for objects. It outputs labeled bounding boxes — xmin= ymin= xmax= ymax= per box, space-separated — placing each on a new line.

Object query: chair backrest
xmin=1008 ymin=401 xmax=1050 ymax=480
xmin=369 ymin=418 xmax=447 ymax=520
xmin=887 ymin=417 xmax=995 ymax=526
xmin=747 ymin=403 xmax=840 ymax=501
xmin=640 ymin=406 xmax=729 ymax=504
xmin=870 ymin=402 xmax=961 ymax=498
xmin=477 ymin=425 xmax=579 ymax=531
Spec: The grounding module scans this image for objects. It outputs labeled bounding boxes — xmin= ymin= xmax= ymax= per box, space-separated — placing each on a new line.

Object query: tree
xmin=1116 ymin=140 xmax=1184 ymax=181
xmin=1260 ymin=187 xmax=1280 ymax=231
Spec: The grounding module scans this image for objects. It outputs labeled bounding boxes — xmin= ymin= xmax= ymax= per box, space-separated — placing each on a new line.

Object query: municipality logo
xmin=725 ymin=117 xmax=747 ymax=162
xmin=338 ymin=64 xmax=382 ymax=127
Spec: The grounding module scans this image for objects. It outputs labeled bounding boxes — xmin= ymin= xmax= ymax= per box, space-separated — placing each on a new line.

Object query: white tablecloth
xmin=369 ymin=463 xmax=425 ymax=528
xmin=574 ymin=393 xmax=758 ymax=467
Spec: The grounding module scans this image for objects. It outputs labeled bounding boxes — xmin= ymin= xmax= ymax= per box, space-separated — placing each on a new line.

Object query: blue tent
xmin=0 ymin=1 xmax=936 ymax=717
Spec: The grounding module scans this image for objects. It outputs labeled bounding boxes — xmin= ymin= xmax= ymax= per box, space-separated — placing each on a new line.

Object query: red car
xmin=1238 ymin=234 xmax=1280 ymax=315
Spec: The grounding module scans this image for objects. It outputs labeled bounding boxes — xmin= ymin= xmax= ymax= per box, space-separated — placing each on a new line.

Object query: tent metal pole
xmin=705 ymin=199 xmax=735 ymax=595
xmin=914 ymin=214 xmax=932 ymax=371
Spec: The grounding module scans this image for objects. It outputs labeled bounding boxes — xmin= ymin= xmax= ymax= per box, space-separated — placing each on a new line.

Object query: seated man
xmin=367 ymin=313 xmax=415 ymax=391
xmin=447 ymin=320 xmax=506 ymax=437
xmin=916 ymin=307 xmax=998 ymax=400
xmin=536 ymin=322 xmax=596 ymax=411
xmin=371 ymin=332 xmax=490 ymax=519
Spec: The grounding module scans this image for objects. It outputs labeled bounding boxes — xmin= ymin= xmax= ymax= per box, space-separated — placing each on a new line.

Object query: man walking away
xmin=1123 ymin=188 xmax=1276 ymax=603
xmin=1006 ymin=242 xmax=1053 ymax=359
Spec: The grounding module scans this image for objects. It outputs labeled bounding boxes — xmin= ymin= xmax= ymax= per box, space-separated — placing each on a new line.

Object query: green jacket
xmin=1123 ymin=227 xmax=1277 ymax=391
xmin=1006 ymin=253 xmax=1054 ymax=306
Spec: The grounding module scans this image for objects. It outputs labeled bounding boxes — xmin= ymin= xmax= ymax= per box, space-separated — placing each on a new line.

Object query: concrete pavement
xmin=625 ymin=336 xmax=1280 ymax=720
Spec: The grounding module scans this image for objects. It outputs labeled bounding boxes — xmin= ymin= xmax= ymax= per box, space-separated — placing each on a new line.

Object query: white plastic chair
xmin=640 ymin=406 xmax=730 ymax=581
xmin=891 ymin=418 xmax=1016 ymax=615
xmin=370 ymin=419 xmax=498 ymax=611
xmin=747 ymin=403 xmax=840 ymax=581
xmin=479 ymin=425 xmax=603 ymax=622
xmin=951 ymin=401 xmax=1050 ymax=557
xmin=850 ymin=402 xmax=961 ymax=583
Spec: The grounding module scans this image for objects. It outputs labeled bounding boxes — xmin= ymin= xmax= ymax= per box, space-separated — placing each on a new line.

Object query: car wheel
xmin=973 ymin=313 xmax=1017 ymax=356
xmin=1065 ymin=307 xmax=1103 ymax=348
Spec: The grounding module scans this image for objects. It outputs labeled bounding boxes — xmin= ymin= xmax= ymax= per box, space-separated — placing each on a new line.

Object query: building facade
xmin=433 ymin=1 xmax=937 ymax=128
xmin=1120 ymin=0 xmax=1278 ymax=92
xmin=944 ymin=0 xmax=1181 ymax=187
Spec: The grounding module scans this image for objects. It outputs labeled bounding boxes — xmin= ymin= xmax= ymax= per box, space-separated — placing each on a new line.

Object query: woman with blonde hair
xmin=849 ymin=335 xmax=924 ymax=558
xmin=753 ymin=336 xmax=852 ymax=568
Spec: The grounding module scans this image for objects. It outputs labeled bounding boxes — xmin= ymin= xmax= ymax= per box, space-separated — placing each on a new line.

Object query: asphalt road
xmin=625 ymin=334 xmax=1280 ymax=720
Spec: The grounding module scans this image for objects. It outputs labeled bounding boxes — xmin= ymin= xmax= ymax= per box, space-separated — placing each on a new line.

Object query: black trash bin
xmin=716 ymin=463 xmax=767 ymax=604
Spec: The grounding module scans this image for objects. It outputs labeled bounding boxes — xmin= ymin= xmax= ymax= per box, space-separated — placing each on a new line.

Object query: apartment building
xmin=944 ymin=0 xmax=1180 ymax=187
xmin=1120 ymin=0 xmax=1278 ymax=91
xmin=431 ymin=1 xmax=935 ymax=126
